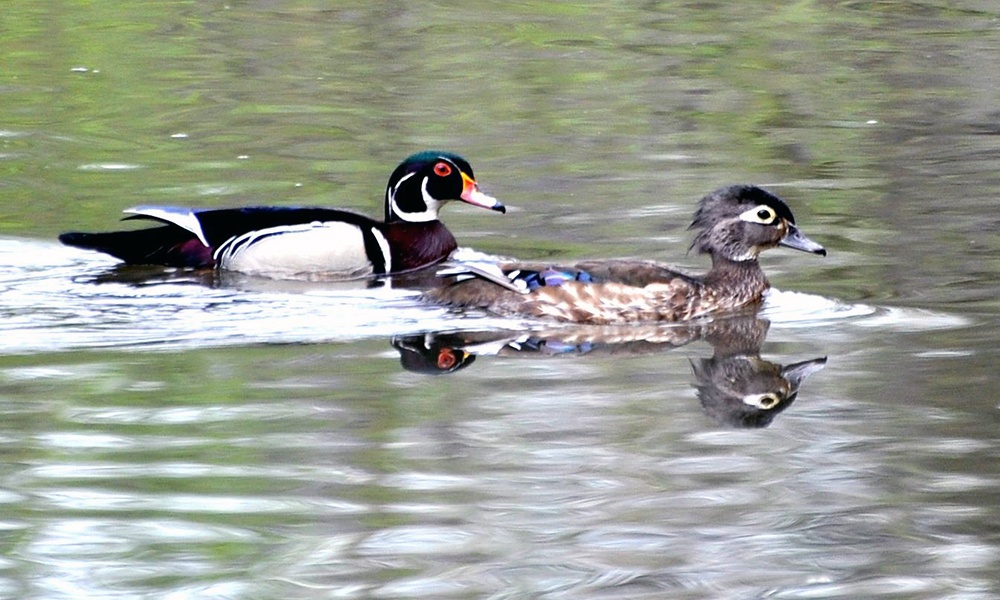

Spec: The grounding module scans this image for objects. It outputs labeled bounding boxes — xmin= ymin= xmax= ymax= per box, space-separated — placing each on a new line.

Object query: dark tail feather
xmin=59 ymin=226 xmax=214 ymax=268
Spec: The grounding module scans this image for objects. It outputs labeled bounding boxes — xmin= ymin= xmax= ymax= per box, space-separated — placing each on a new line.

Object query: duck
xmin=424 ymin=184 xmax=826 ymax=324
xmin=59 ymin=151 xmax=505 ymax=280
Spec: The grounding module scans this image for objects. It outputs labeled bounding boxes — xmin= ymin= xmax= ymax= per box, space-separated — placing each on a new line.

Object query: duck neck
xmin=384 ymin=220 xmax=457 ymax=271
xmin=704 ymin=255 xmax=770 ymax=302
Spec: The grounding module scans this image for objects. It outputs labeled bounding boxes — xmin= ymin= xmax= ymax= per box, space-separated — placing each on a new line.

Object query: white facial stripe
xmin=387 ymin=171 xmax=417 ymax=219
xmin=393 ymin=171 xmax=417 ymax=192
xmin=419 ymin=177 xmax=443 ymax=217
xmin=393 ymin=176 xmax=441 ymax=223
xmin=371 ymin=227 xmax=392 ymax=273
xmin=388 ymin=172 xmax=442 ymax=223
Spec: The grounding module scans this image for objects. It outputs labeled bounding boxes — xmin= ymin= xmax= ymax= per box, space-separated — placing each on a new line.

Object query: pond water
xmin=2 ymin=1 xmax=1000 ymax=598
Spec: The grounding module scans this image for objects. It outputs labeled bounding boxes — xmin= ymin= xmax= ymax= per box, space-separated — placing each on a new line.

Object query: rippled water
xmin=3 ymin=1 xmax=1000 ymax=599
xmin=0 ymin=238 xmax=952 ymax=354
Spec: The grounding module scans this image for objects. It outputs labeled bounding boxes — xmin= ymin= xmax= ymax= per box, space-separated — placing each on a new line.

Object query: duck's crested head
xmin=385 ymin=151 xmax=505 ymax=223
xmin=689 ymin=185 xmax=826 ymax=261
xmin=693 ymin=354 xmax=826 ymax=428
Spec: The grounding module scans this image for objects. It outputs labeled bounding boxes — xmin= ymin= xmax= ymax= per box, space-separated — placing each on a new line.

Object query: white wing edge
xmin=123 ymin=206 xmax=210 ymax=247
xmin=436 ymin=261 xmax=530 ymax=294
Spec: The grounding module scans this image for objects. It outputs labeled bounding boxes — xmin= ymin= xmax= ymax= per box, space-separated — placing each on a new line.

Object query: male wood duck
xmin=59 ymin=151 xmax=505 ymax=280
xmin=425 ymin=185 xmax=826 ymax=324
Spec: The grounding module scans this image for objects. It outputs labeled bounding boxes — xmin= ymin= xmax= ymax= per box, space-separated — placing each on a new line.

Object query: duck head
xmin=689 ymin=185 xmax=826 ymax=262
xmin=384 ymin=151 xmax=505 ymax=223
xmin=392 ymin=333 xmax=477 ymax=375
xmin=694 ymin=353 xmax=828 ymax=428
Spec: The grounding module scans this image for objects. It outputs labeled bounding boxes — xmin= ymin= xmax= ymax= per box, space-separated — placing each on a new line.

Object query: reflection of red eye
xmin=437 ymin=349 xmax=458 ymax=370
xmin=433 ymin=162 xmax=452 ymax=177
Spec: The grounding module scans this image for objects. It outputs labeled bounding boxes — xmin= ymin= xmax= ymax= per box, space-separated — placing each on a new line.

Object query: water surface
xmin=2 ymin=1 xmax=1000 ymax=598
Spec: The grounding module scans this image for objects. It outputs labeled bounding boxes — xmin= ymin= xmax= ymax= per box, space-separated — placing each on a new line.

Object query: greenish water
xmin=3 ymin=1 xmax=1000 ymax=598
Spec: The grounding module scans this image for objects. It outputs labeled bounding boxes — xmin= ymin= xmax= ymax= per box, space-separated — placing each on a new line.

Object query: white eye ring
xmin=743 ymin=393 xmax=781 ymax=409
xmin=739 ymin=205 xmax=777 ymax=224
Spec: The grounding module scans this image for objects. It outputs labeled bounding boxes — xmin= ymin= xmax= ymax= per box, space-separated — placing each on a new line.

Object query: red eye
xmin=433 ymin=162 xmax=452 ymax=177
xmin=437 ymin=349 xmax=458 ymax=370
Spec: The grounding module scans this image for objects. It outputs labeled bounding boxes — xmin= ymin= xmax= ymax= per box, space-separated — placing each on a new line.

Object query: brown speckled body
xmin=427 ymin=257 xmax=769 ymax=324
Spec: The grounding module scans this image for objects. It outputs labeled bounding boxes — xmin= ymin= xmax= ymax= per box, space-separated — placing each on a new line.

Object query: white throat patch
xmin=729 ymin=250 xmax=759 ymax=262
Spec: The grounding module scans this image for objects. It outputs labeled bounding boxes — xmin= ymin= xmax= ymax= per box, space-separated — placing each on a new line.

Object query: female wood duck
xmin=425 ymin=185 xmax=826 ymax=324
xmin=59 ymin=151 xmax=505 ymax=280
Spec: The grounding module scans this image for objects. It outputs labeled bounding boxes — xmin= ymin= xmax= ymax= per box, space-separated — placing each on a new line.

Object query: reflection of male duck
xmin=394 ymin=335 xmax=478 ymax=375
xmin=391 ymin=316 xmax=826 ymax=428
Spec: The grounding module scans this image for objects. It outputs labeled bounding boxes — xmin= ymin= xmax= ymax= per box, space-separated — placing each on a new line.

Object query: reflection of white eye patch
xmin=742 ymin=393 xmax=781 ymax=409
xmin=739 ymin=205 xmax=778 ymax=224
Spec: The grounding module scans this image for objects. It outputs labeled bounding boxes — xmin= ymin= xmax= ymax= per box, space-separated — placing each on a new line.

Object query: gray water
xmin=2 ymin=2 xmax=1000 ymax=598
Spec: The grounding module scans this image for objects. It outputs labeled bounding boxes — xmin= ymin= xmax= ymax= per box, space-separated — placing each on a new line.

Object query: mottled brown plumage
xmin=425 ymin=185 xmax=826 ymax=324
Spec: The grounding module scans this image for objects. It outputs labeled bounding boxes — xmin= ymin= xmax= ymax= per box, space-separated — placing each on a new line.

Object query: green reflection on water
xmin=3 ymin=1 xmax=894 ymax=244
xmin=3 ymin=1 xmax=1000 ymax=597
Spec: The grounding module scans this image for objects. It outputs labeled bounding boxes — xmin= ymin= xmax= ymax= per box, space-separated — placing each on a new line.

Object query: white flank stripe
xmin=371 ymin=228 xmax=392 ymax=273
xmin=213 ymin=225 xmax=310 ymax=263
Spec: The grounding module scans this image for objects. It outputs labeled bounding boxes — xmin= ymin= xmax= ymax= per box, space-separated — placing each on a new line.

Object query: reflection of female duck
xmin=693 ymin=355 xmax=825 ymax=428
xmin=391 ymin=316 xmax=826 ymax=428
xmin=680 ymin=317 xmax=826 ymax=427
